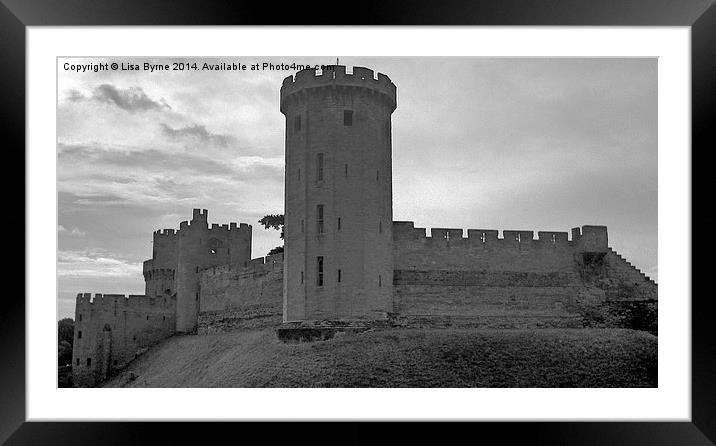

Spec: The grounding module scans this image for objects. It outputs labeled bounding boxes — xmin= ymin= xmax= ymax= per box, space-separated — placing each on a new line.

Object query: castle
xmin=71 ymin=65 xmax=657 ymax=387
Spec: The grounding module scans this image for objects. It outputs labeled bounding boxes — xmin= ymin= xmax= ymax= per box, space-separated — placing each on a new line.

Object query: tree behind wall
xmin=58 ymin=317 xmax=74 ymax=364
xmin=259 ymin=214 xmax=284 ymax=256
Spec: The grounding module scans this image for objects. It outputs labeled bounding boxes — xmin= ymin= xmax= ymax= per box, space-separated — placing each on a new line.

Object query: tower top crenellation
xmin=280 ymin=65 xmax=396 ymax=112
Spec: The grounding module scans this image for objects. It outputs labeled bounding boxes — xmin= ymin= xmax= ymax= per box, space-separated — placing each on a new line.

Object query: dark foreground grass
xmin=102 ymin=328 xmax=656 ymax=388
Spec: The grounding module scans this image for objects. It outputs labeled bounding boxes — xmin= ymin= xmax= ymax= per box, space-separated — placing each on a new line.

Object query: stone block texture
xmin=141 ymin=209 xmax=252 ymax=333
xmin=281 ymin=66 xmax=396 ymax=321
xmin=197 ymin=253 xmax=284 ymax=334
xmin=71 ymin=66 xmax=658 ymax=385
xmin=72 ymin=293 xmax=175 ymax=387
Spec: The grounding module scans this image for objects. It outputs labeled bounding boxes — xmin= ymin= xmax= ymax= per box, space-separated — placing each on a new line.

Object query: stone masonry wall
xmin=197 ymin=253 xmax=284 ymax=334
xmin=175 ymin=209 xmax=252 ymax=333
xmin=190 ymin=223 xmax=657 ymax=333
xmin=391 ymin=222 xmax=656 ymax=329
xmin=72 ymin=293 xmax=176 ymax=387
xmin=281 ymin=66 xmax=396 ymax=322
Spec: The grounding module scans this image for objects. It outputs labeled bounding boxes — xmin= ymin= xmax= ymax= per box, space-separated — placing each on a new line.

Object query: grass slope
xmin=102 ymin=328 xmax=656 ymax=388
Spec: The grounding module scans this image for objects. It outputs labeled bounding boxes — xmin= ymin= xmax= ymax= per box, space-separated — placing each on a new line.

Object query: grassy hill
xmin=101 ymin=328 xmax=656 ymax=387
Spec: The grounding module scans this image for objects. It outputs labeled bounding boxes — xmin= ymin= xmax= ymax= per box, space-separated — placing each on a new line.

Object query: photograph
xmin=3 ymin=0 xmax=709 ymax=440
xmin=57 ymin=56 xmax=658 ymax=389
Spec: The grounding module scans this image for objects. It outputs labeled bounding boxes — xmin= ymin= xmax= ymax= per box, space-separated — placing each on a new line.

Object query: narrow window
xmin=79 ymin=314 xmax=82 ymax=322
xmin=77 ymin=330 xmax=82 ymax=339
xmin=377 ymin=170 xmax=380 ymax=181
xmin=344 ymin=110 xmax=353 ymax=126
xmin=86 ymin=358 xmax=92 ymax=367
xmin=147 ymin=315 xmax=150 ymax=320
xmin=195 ymin=292 xmax=199 ymax=301
xmin=317 ymin=153 xmax=324 ymax=181
xmin=317 ymin=257 xmax=324 ymax=286
xmin=301 ymin=219 xmax=305 ymax=233
xmin=113 ymin=360 xmax=118 ymax=366
xmin=338 ymin=269 xmax=342 ymax=283
xmin=76 ymin=358 xmax=80 ymax=366
xmin=379 ymin=274 xmax=382 ymax=287
xmin=301 ymin=271 xmax=304 ymax=284
xmin=162 ymin=315 xmax=166 ymax=321
xmin=317 ymin=205 xmax=324 ymax=234
xmin=379 ymin=220 xmax=382 ymax=233
xmin=337 ymin=217 xmax=341 ymax=230
xmin=551 ymin=234 xmax=557 ymax=244
xmin=344 ymin=164 xmax=348 ymax=177
xmin=481 ymin=232 xmax=486 ymax=243
xmin=294 ymin=115 xmax=301 ymax=131
xmin=298 ymin=168 xmax=301 ymax=181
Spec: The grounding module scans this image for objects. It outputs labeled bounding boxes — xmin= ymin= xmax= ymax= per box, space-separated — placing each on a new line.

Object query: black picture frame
xmin=4 ymin=0 xmax=713 ymax=444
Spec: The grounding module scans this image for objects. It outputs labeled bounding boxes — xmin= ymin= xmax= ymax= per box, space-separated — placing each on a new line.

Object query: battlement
xmin=176 ymin=208 xmax=208 ymax=230
xmin=280 ymin=65 xmax=396 ymax=112
xmin=208 ymin=222 xmax=252 ymax=233
xmin=192 ymin=208 xmax=208 ymax=220
xmin=73 ymin=291 xmax=176 ymax=387
xmin=171 ymin=210 xmax=250 ymax=234
xmin=75 ymin=292 xmax=175 ymax=310
xmin=393 ymin=221 xmax=603 ymax=249
xmin=571 ymin=225 xmax=609 ymax=252
xmin=154 ymin=229 xmax=176 ymax=236
xmin=152 ymin=229 xmax=178 ymax=247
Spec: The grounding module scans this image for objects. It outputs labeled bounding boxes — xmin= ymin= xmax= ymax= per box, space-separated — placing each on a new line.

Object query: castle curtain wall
xmin=196 ymin=253 xmax=284 ymax=334
xmin=391 ymin=222 xmax=657 ymax=328
xmin=71 ymin=293 xmax=176 ymax=387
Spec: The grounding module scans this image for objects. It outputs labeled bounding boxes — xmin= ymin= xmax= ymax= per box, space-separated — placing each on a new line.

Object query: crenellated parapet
xmin=280 ymin=65 xmax=397 ymax=113
xmin=173 ymin=209 xmax=251 ymax=237
xmin=72 ymin=292 xmax=176 ymax=387
xmin=392 ymin=221 xmax=587 ymax=249
xmin=208 ymin=222 xmax=252 ymax=233
xmin=179 ymin=208 xmax=208 ymax=230
xmin=137 ymin=208 xmax=254 ymax=330
xmin=153 ymin=228 xmax=177 ymax=240
xmin=75 ymin=292 xmax=176 ymax=311
xmin=571 ymin=225 xmax=609 ymax=253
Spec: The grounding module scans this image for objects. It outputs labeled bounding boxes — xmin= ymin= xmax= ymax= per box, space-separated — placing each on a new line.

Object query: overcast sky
xmin=57 ymin=57 xmax=657 ymax=320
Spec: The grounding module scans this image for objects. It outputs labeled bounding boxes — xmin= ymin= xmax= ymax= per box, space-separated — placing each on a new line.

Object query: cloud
xmin=57 ymin=142 xmax=284 ymax=218
xmin=66 ymin=89 xmax=84 ymax=102
xmin=66 ymin=84 xmax=172 ymax=113
xmin=159 ymin=123 xmax=234 ymax=147
xmin=58 ymin=225 xmax=87 ymax=237
xmin=93 ymin=84 xmax=171 ymax=112
xmin=55 ymin=57 xmax=657 ymax=320
xmin=57 ymin=249 xmax=142 ymax=278
xmin=58 ymin=143 xmax=238 ymax=177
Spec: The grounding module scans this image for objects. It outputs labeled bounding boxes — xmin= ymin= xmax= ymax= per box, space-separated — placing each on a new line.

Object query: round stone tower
xmin=280 ymin=65 xmax=397 ymax=322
